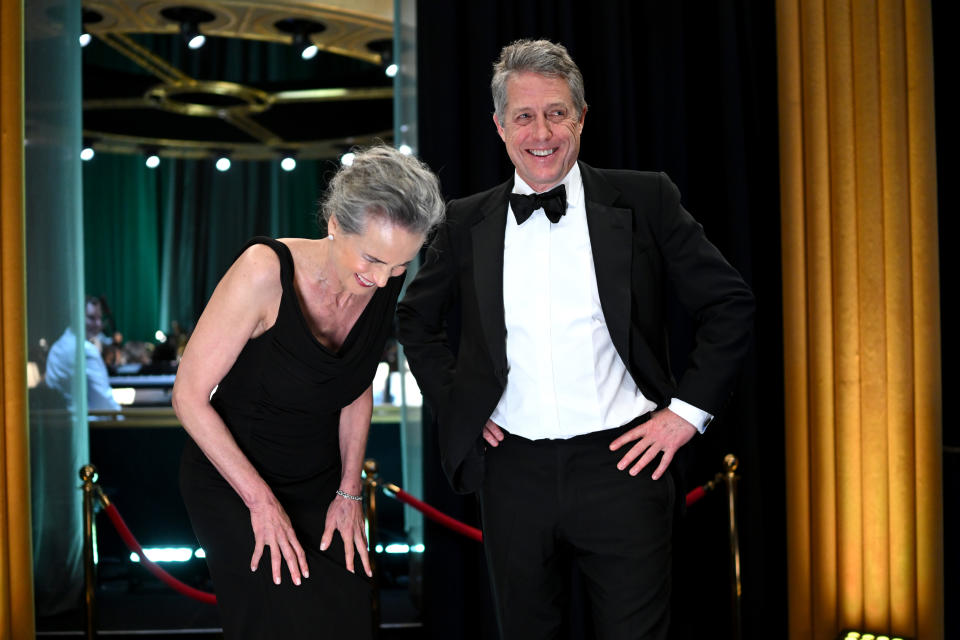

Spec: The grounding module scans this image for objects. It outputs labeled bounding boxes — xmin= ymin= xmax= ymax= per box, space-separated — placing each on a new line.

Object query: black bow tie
xmin=509 ymin=184 xmax=567 ymax=225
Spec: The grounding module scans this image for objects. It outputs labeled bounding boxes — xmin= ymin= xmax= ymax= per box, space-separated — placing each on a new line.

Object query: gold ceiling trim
xmin=82 ymin=128 xmax=395 ymax=161
xmin=80 ymin=1 xmax=395 ymax=160
xmin=83 ymin=0 xmax=393 ymax=64
xmin=271 ymin=87 xmax=394 ymax=103
xmin=83 ymin=86 xmax=394 ymax=111
xmin=146 ymin=81 xmax=272 ymax=117
xmin=98 ymin=32 xmax=195 ymax=84
xmin=221 ymin=112 xmax=283 ymax=145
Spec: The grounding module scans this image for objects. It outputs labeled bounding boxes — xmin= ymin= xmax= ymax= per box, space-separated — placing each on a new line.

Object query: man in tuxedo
xmin=397 ymin=39 xmax=754 ymax=639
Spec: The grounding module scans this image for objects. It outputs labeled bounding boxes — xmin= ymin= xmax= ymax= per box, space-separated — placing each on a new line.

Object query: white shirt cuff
xmin=668 ymin=398 xmax=713 ymax=434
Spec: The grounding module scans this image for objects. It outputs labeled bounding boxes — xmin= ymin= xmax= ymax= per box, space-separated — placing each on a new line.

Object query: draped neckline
xmin=279 ymin=241 xmax=384 ymax=357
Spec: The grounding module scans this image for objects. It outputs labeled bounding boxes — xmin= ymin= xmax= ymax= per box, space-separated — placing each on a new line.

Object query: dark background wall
xmin=414 ymin=1 xmax=784 ymax=638
xmin=932 ymin=1 xmax=956 ymax=638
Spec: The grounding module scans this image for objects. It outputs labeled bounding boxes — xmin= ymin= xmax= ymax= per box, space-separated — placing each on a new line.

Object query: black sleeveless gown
xmin=179 ymin=237 xmax=402 ymax=639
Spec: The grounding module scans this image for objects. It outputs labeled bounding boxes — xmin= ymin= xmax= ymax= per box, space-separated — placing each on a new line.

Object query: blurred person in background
xmin=45 ymin=295 xmax=121 ymax=414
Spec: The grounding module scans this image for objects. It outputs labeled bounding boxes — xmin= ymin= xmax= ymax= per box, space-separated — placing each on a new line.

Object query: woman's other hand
xmin=320 ymin=493 xmax=372 ymax=577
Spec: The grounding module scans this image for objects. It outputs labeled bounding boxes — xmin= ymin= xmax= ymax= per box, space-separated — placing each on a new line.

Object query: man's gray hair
xmin=491 ymin=39 xmax=586 ymax=122
xmin=318 ymin=145 xmax=445 ymax=238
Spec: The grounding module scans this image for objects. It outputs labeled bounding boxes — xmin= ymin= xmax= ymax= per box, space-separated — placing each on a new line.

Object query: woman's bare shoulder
xmin=275 ymin=237 xmax=319 ymax=255
xmin=225 ymin=242 xmax=284 ymax=299
xmin=275 ymin=237 xmax=323 ymax=272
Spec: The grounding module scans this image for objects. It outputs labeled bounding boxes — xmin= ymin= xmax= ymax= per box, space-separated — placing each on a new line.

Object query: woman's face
xmin=327 ymin=214 xmax=423 ymax=292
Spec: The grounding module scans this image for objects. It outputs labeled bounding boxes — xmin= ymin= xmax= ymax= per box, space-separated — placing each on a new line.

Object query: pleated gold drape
xmin=0 ymin=1 xmax=36 ymax=638
xmin=776 ymin=1 xmax=942 ymax=638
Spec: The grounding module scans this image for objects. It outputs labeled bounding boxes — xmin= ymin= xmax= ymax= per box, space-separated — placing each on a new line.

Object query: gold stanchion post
xmin=79 ymin=464 xmax=99 ymax=640
xmin=723 ymin=454 xmax=742 ymax=640
xmin=363 ymin=459 xmax=380 ymax=638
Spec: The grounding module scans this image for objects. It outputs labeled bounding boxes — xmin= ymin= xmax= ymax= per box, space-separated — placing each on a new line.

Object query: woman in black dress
xmin=174 ymin=146 xmax=444 ymax=639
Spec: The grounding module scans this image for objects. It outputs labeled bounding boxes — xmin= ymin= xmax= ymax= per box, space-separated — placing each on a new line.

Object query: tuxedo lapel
xmin=581 ymin=163 xmax=634 ymax=366
xmin=471 ymin=181 xmax=511 ymax=383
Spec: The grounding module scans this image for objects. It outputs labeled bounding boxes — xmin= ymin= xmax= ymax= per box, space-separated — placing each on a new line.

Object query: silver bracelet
xmin=336 ymin=489 xmax=362 ymax=502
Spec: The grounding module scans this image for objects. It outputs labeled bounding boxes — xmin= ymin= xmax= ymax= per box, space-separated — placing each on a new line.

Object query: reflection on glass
xmin=25 ymin=0 xmax=87 ymax=616
xmin=44 ymin=297 xmax=121 ymax=415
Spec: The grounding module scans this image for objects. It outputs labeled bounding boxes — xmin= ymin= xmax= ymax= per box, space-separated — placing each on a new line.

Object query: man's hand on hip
xmin=483 ymin=419 xmax=505 ymax=447
xmin=609 ymin=409 xmax=697 ymax=480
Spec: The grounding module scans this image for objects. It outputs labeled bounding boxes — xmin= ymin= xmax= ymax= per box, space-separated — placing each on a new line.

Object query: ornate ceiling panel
xmin=77 ymin=0 xmax=396 ymax=161
xmin=82 ymin=0 xmax=393 ymax=63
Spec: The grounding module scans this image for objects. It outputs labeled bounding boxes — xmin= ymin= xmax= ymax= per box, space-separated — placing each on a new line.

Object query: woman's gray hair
xmin=318 ymin=145 xmax=445 ymax=238
xmin=491 ymin=39 xmax=586 ymax=122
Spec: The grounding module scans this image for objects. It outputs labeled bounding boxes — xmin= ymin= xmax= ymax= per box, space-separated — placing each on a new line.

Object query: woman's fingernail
xmin=274 ymin=576 xmax=280 ymax=585
xmin=303 ymin=571 xmax=310 ymax=578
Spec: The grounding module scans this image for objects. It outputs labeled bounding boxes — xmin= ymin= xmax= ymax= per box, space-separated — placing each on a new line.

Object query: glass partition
xmin=393 ymin=0 xmax=425 ymax=559
xmin=23 ymin=0 xmax=88 ymax=617
xmin=24 ymin=0 xmax=419 ymax=629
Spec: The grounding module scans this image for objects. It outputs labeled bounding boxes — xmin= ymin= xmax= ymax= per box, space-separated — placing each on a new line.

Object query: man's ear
xmin=493 ymin=113 xmax=507 ymax=141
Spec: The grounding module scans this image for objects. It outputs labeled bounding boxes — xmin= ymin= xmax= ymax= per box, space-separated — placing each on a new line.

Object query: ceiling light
xmin=161 ymin=7 xmax=215 ymax=51
xmin=385 ymin=63 xmax=398 ymax=78
xmin=275 ymin=18 xmax=326 ymax=62
xmin=81 ymin=146 xmax=95 ymax=161
xmin=281 ymin=156 xmax=296 ymax=172
xmin=215 ymin=156 xmax=231 ymax=172
xmin=340 ymin=152 xmax=355 ymax=166
xmin=145 ymin=154 xmax=160 ymax=169
xmin=291 ymin=32 xmax=318 ymax=60
xmin=398 ymin=144 xmax=412 ymax=156
xmin=183 ymin=23 xmax=205 ymax=50
xmin=80 ymin=9 xmax=102 ymax=49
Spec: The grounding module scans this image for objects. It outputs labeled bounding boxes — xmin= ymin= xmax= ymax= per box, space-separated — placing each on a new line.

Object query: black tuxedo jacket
xmin=397 ymin=162 xmax=754 ymax=494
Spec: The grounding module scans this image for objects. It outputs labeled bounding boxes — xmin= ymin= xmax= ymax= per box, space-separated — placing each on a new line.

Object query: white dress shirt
xmin=489 ymin=164 xmax=711 ymax=440
xmin=45 ymin=327 xmax=121 ymax=414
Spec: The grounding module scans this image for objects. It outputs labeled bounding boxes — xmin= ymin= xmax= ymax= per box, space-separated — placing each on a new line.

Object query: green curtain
xmin=82 ymin=34 xmax=339 ymax=340
xmin=82 ymin=154 xmax=161 ymax=341
xmin=83 ymin=155 xmax=327 ymax=341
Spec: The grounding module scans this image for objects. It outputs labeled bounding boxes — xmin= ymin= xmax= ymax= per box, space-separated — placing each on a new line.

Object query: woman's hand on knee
xmin=248 ymin=494 xmax=309 ymax=586
xmin=321 ymin=493 xmax=372 ymax=578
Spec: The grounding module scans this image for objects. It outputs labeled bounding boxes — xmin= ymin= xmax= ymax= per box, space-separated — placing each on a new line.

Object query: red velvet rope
xmin=101 ymin=477 xmax=713 ymax=604
xmin=387 ymin=486 xmax=483 ymax=542
xmin=102 ymin=501 xmax=218 ymax=605
xmin=387 ymin=482 xmax=715 ymax=542
xmin=685 ymin=485 xmax=707 ymax=507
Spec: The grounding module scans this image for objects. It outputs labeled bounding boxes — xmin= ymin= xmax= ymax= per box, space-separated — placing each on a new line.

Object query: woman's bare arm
xmin=172 ymin=244 xmax=309 ymax=586
xmin=320 ymin=385 xmax=373 ymax=577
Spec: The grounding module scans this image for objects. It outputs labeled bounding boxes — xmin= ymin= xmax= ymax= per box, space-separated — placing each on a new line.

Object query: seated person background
xmin=44 ymin=295 xmax=121 ymax=414
xmin=32 ymin=295 xmax=119 ymax=616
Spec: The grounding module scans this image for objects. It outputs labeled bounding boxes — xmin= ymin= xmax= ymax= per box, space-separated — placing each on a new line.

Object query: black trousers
xmin=479 ymin=417 xmax=675 ymax=640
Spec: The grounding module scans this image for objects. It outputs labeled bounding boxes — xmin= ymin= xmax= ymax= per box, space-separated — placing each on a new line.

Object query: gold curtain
xmin=776 ymin=0 xmax=942 ymax=638
xmin=0 ymin=1 xmax=36 ymax=638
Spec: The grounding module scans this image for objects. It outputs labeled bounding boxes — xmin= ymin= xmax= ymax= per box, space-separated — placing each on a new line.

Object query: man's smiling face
xmin=493 ymin=71 xmax=586 ymax=193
